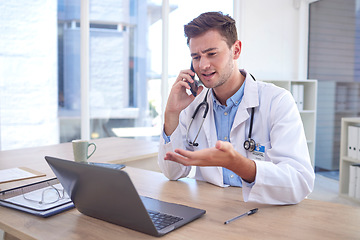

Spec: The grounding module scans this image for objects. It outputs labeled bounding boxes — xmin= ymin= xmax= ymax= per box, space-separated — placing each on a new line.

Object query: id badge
xmin=248 ymin=144 xmax=265 ymax=161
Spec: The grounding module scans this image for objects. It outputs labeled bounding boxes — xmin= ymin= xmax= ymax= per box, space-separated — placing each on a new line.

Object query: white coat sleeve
xmin=158 ymin=114 xmax=192 ymax=180
xmin=242 ymin=91 xmax=315 ymax=205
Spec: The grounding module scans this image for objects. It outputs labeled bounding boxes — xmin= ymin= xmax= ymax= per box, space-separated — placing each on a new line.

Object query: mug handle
xmin=87 ymin=143 xmax=97 ymax=159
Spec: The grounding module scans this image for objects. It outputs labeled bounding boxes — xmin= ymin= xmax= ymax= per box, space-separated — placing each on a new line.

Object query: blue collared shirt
xmin=212 ymin=81 xmax=245 ymax=187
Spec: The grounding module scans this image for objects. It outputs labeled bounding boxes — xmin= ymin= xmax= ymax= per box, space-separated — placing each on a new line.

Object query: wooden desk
xmin=1 ymin=139 xmax=360 ymax=239
xmin=0 ymin=137 xmax=159 ymax=190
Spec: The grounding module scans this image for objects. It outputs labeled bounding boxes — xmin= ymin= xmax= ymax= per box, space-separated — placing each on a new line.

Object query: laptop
xmin=45 ymin=156 xmax=206 ymax=237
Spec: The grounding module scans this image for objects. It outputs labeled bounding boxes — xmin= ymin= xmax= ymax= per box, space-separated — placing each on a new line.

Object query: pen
xmin=224 ymin=208 xmax=258 ymax=224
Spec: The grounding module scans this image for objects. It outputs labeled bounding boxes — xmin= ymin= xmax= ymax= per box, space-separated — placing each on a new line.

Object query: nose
xmin=199 ymin=57 xmax=210 ymax=71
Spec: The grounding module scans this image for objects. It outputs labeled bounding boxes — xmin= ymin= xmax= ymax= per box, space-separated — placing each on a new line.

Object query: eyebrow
xmin=191 ymin=47 xmax=218 ymax=57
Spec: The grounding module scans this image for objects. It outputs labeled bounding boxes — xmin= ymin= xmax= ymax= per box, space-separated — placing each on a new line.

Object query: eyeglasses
xmin=22 ymin=182 xmax=68 ymax=205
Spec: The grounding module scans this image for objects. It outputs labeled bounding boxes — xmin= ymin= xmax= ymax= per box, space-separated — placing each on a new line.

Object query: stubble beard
xmin=212 ymin=54 xmax=234 ymax=89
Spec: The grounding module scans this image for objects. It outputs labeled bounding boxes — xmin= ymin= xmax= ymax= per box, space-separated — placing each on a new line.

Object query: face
xmin=189 ymin=30 xmax=240 ymax=90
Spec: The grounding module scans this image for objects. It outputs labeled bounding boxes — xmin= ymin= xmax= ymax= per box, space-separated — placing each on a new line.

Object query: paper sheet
xmin=0 ymin=167 xmax=45 ymax=184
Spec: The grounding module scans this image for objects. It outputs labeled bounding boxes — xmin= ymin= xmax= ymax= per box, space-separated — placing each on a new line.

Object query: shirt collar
xmin=211 ymin=72 xmax=246 ymax=109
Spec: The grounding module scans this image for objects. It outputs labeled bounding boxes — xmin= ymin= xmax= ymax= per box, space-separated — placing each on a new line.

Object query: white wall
xmin=238 ymin=0 xmax=308 ymax=80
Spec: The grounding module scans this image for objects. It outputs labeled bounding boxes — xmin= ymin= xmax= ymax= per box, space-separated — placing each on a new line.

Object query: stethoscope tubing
xmin=186 ymin=89 xmax=210 ymax=146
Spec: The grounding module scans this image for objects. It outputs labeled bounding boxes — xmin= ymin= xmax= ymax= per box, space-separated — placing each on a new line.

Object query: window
xmin=0 ymin=0 xmax=234 ymax=150
xmin=58 ymin=0 xmax=143 ymax=142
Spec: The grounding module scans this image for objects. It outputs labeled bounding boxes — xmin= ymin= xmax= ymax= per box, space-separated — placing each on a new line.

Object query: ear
xmin=232 ymin=40 xmax=242 ymax=60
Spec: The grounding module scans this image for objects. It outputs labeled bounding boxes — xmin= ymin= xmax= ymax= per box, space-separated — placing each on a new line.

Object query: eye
xmin=208 ymin=52 xmax=217 ymax=56
xmin=192 ymin=56 xmax=200 ymax=61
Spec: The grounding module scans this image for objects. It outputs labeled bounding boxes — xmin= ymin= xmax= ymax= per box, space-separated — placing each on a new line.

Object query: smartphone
xmin=189 ymin=62 xmax=200 ymax=97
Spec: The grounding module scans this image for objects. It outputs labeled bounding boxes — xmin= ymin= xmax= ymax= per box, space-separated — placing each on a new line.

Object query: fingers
xmin=215 ymin=140 xmax=231 ymax=151
xmin=215 ymin=140 xmax=223 ymax=150
xmin=175 ymin=69 xmax=195 ymax=84
xmin=164 ymin=151 xmax=193 ymax=166
xmin=165 ymin=148 xmax=204 ymax=166
xmin=174 ymin=148 xmax=192 ymax=158
xmin=177 ymin=80 xmax=192 ymax=91
xmin=196 ymin=85 xmax=204 ymax=95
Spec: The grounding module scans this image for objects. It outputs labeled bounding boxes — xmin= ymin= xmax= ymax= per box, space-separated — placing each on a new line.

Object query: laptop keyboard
xmin=147 ymin=210 xmax=183 ymax=230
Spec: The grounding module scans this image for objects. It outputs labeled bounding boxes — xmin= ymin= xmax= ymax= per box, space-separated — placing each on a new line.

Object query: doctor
xmin=158 ymin=11 xmax=315 ymax=205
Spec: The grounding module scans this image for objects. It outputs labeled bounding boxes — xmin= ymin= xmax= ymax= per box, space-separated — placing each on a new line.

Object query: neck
xmin=213 ymin=69 xmax=245 ymax=105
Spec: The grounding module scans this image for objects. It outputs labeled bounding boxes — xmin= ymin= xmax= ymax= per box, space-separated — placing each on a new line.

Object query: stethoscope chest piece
xmin=243 ymin=106 xmax=256 ymax=152
xmin=244 ymin=138 xmax=256 ymax=152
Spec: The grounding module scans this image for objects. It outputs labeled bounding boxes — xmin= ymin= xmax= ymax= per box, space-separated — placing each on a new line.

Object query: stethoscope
xmin=186 ymin=89 xmax=210 ymax=147
xmin=186 ymin=74 xmax=257 ymax=152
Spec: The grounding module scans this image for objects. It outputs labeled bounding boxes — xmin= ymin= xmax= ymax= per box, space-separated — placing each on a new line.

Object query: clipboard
xmin=0 ymin=178 xmax=74 ymax=217
xmin=0 ymin=167 xmax=46 ymax=184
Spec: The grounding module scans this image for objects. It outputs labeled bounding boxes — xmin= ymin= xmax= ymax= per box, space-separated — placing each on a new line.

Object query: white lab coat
xmin=158 ymin=70 xmax=315 ymax=205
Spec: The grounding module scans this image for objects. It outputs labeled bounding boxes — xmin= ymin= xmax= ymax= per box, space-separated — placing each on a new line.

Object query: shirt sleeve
xmin=162 ymin=130 xmax=171 ymax=144
xmin=243 ymin=179 xmax=255 ymax=188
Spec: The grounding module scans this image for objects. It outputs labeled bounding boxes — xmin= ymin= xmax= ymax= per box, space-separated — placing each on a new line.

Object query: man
xmin=158 ymin=11 xmax=315 ymax=205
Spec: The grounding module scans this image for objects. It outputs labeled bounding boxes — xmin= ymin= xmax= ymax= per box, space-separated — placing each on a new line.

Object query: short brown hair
xmin=184 ymin=11 xmax=238 ymax=48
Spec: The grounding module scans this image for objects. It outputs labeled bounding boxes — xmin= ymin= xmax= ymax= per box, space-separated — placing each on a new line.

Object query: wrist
xmin=164 ymin=112 xmax=180 ymax=136
xmin=225 ymin=151 xmax=256 ymax=183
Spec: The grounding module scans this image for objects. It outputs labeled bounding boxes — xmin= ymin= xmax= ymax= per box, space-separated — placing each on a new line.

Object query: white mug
xmin=72 ymin=140 xmax=97 ymax=163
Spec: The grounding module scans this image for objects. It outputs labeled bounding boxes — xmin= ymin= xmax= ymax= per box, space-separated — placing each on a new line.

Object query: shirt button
xmin=224 ymin=112 xmax=228 ymax=116
xmin=230 ymin=174 xmax=234 ymax=178
xmin=224 ymin=136 xmax=228 ymax=140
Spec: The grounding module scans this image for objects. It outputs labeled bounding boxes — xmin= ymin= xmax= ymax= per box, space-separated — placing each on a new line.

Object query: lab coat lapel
xmin=202 ymin=91 xmax=217 ymax=148
xmin=242 ymin=72 xmax=260 ymax=108
xmin=233 ymin=74 xmax=259 ymax=123
xmin=231 ymin=73 xmax=259 ymax=150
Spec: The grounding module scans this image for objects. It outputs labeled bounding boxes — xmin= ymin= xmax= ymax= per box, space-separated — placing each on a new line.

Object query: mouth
xmin=201 ymin=71 xmax=216 ymax=79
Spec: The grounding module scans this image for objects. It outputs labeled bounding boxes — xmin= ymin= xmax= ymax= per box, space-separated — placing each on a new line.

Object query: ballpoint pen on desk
xmin=224 ymin=208 xmax=258 ymax=224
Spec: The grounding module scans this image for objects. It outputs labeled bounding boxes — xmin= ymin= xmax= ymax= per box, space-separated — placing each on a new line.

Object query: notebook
xmin=45 ymin=156 xmax=206 ymax=237
xmin=0 ymin=177 xmax=74 ymax=217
